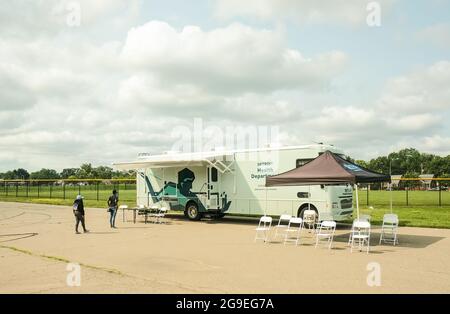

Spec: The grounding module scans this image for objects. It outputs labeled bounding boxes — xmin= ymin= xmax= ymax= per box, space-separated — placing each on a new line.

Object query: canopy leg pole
xmin=308 ymin=185 xmax=311 ymax=211
xmin=265 ymin=187 xmax=268 ymax=216
xmin=354 ymin=183 xmax=359 ymax=220
xmin=389 ymin=181 xmax=393 ymax=213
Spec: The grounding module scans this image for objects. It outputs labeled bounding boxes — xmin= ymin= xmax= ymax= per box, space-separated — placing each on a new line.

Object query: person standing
xmin=107 ymin=189 xmax=119 ymax=228
xmin=73 ymin=195 xmax=88 ymax=234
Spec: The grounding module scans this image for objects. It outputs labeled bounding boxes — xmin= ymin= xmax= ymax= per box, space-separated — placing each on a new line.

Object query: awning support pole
xmin=354 ymin=183 xmax=359 ymax=219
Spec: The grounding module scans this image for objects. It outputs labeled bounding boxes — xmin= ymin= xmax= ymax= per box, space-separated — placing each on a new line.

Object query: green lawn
xmin=0 ymin=185 xmax=449 ymax=228
xmin=0 ymin=184 xmax=137 ymax=203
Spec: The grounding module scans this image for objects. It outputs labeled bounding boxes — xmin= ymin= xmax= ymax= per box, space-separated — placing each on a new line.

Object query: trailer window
xmin=296 ymin=159 xmax=313 ymax=168
xmin=297 ymin=192 xmax=310 ymax=198
xmin=211 ymin=167 xmax=218 ymax=182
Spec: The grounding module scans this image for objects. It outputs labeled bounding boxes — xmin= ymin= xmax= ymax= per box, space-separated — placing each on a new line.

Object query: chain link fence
xmin=0 ymin=178 xmax=449 ymax=207
xmin=0 ymin=179 xmax=136 ymax=203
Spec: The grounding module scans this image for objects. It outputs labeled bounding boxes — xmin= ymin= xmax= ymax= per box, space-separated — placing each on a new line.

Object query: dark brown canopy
xmin=265 ymin=151 xmax=390 ymax=187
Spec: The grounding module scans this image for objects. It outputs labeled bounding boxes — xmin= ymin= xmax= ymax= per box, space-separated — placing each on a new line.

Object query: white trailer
xmin=114 ymin=144 xmax=354 ymax=221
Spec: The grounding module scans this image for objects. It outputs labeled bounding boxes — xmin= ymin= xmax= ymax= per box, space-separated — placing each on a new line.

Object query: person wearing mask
xmin=73 ymin=194 xmax=88 ymax=234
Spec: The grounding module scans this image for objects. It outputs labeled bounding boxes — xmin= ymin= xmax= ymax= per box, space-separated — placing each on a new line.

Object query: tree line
xmin=0 ymin=163 xmax=134 ymax=180
xmin=353 ymin=148 xmax=450 ymax=177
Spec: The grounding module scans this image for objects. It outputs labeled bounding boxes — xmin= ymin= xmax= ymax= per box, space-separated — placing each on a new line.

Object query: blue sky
xmin=0 ymin=0 xmax=449 ymax=171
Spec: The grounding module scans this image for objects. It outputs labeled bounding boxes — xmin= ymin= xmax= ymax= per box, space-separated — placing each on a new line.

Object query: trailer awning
xmin=113 ymin=151 xmax=234 ymax=173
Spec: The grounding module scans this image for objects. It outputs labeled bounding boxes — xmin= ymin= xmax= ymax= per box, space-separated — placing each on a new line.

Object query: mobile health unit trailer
xmin=113 ymin=144 xmax=354 ymax=221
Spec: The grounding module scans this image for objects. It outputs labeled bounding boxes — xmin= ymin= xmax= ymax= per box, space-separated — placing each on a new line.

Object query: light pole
xmin=389 ymin=158 xmax=394 ymax=213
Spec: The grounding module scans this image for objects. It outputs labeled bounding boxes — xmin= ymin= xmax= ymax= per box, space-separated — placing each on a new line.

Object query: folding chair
xmin=119 ymin=204 xmax=128 ymax=222
xmin=254 ymin=216 xmax=272 ymax=243
xmin=379 ymin=214 xmax=399 ymax=245
xmin=349 ymin=220 xmax=371 ymax=253
xmin=347 ymin=217 xmax=370 ymax=246
xmin=273 ymin=214 xmax=292 ymax=240
xmin=284 ymin=217 xmax=303 ymax=246
xmin=303 ymin=209 xmax=317 ymax=232
xmin=315 ymin=220 xmax=336 ymax=249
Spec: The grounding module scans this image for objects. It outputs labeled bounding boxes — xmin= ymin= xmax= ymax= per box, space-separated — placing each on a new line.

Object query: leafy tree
xmin=60 ymin=168 xmax=78 ymax=179
xmin=1 ymin=168 xmax=30 ymax=180
xmin=30 ymin=169 xmax=60 ymax=180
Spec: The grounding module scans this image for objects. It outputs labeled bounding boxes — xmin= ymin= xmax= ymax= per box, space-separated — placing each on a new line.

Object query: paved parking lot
xmin=1 ymin=202 xmax=449 ymax=293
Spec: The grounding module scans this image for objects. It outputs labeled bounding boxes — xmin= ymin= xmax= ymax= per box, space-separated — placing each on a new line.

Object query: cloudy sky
xmin=1 ymin=0 xmax=449 ymax=171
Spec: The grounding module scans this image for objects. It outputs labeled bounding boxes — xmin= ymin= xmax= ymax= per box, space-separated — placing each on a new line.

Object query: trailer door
xmin=207 ymin=166 xmax=220 ymax=209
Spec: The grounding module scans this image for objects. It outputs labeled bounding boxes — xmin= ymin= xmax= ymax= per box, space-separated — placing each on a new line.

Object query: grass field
xmin=0 ymin=185 xmax=449 ymax=228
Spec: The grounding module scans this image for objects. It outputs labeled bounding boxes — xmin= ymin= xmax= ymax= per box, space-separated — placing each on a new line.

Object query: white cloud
xmin=377 ymin=61 xmax=450 ymax=114
xmin=121 ymin=21 xmax=347 ymax=94
xmin=416 ymin=23 xmax=450 ymax=49
xmin=0 ymin=0 xmax=141 ymax=39
xmin=214 ymin=0 xmax=395 ymax=25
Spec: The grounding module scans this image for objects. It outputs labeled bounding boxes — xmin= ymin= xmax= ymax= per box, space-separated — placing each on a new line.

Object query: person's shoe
xmin=84 ymin=230 xmax=90 ymax=233
xmin=75 ymin=231 xmax=81 ymax=234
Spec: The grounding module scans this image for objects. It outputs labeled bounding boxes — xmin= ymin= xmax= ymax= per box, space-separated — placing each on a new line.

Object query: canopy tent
xmin=265 ymin=151 xmax=390 ymax=219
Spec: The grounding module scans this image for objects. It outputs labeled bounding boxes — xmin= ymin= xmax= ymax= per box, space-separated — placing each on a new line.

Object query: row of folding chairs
xmin=347 ymin=214 xmax=399 ymax=253
xmin=254 ymin=215 xmax=337 ymax=249
xmin=255 ymin=213 xmax=399 ymax=253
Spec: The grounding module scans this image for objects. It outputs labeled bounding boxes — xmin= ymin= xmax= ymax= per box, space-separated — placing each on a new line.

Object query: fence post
xmin=406 ymin=186 xmax=409 ymax=206
xmin=63 ymin=183 xmax=65 ymax=200
xmin=439 ymin=181 xmax=442 ymax=206
xmin=50 ymin=184 xmax=53 ymax=199
xmin=97 ymin=182 xmax=99 ymax=201
xmin=38 ymin=182 xmax=40 ymax=198
xmin=6 ymin=182 xmax=8 ymax=197
xmin=16 ymin=183 xmax=18 ymax=197
xmin=78 ymin=184 xmax=81 ymax=196
xmin=26 ymin=181 xmax=29 ymax=198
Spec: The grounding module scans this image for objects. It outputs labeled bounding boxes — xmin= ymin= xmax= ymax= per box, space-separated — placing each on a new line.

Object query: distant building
xmin=419 ymin=174 xmax=434 ymax=190
xmin=391 ymin=175 xmax=403 ymax=189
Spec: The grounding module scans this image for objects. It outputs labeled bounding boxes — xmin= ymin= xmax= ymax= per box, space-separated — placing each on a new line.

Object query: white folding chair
xmin=273 ymin=214 xmax=292 ymax=240
xmin=302 ymin=209 xmax=317 ymax=232
xmin=284 ymin=217 xmax=303 ymax=246
xmin=349 ymin=220 xmax=371 ymax=253
xmin=347 ymin=216 xmax=370 ymax=246
xmin=255 ymin=216 xmax=272 ymax=243
xmin=315 ymin=220 xmax=336 ymax=250
xmin=119 ymin=204 xmax=128 ymax=222
xmin=379 ymin=214 xmax=399 ymax=245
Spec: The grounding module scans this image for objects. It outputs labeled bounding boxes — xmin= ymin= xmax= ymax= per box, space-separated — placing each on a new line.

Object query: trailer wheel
xmin=185 ymin=202 xmax=202 ymax=221
xmin=298 ymin=205 xmax=318 ymax=227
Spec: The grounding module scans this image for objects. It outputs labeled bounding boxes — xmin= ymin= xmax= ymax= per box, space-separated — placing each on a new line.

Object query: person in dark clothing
xmin=107 ymin=189 xmax=119 ymax=228
xmin=73 ymin=195 xmax=88 ymax=234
